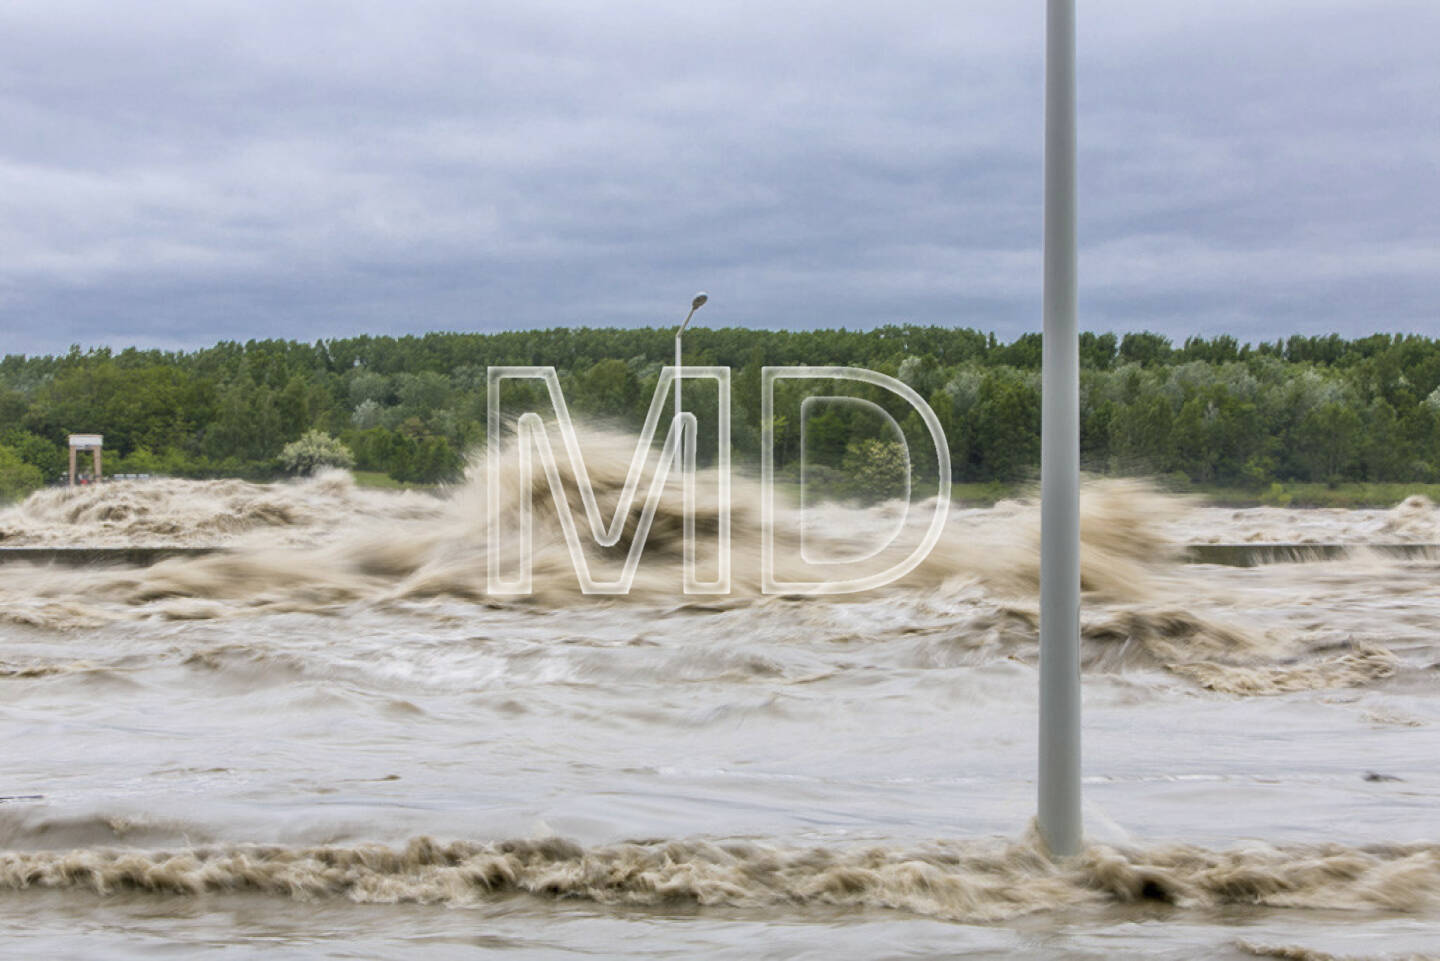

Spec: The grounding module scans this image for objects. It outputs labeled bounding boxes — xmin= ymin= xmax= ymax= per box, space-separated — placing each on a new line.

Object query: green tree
xmin=1111 ymin=393 xmax=1175 ymax=474
xmin=1119 ymin=332 xmax=1173 ymax=367
xmin=277 ymin=374 xmax=312 ymax=441
xmin=573 ymin=359 xmax=639 ymax=421
xmin=1297 ymin=402 xmax=1362 ymax=484
xmin=1360 ymin=399 xmax=1403 ymax=480
xmin=204 ymin=380 xmax=283 ymax=463
xmin=841 ymin=438 xmax=909 ymax=502
xmin=971 ymin=371 xmax=1040 ymax=481
xmin=0 ymin=445 xmax=44 ymax=502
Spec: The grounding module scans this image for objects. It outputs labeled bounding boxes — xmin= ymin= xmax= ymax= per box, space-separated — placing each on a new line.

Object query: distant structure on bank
xmin=68 ymin=434 xmax=103 ymax=487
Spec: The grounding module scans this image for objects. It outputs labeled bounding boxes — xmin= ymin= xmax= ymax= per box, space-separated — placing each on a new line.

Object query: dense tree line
xmin=3 ymin=327 xmax=1440 ymax=501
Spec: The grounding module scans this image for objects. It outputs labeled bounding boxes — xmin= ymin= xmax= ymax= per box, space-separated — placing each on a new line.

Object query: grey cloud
xmin=0 ymin=1 xmax=1436 ymax=355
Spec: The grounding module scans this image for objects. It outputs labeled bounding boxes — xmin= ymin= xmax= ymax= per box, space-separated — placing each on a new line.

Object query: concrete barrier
xmin=2 ymin=543 xmax=1437 ymax=570
xmin=1182 ymin=543 xmax=1440 ymax=567
xmin=0 ymin=547 xmax=226 ymax=567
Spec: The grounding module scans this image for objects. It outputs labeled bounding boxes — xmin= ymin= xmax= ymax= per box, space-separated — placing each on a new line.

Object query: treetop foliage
xmin=2 ymin=326 xmax=1439 ymax=502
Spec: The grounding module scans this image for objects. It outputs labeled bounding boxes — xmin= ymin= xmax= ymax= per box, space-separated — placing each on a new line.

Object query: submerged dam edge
xmin=1 ymin=544 xmax=1438 ymax=568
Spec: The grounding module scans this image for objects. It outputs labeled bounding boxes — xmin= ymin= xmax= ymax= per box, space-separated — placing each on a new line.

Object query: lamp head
xmin=691 ymin=292 xmax=708 ymax=310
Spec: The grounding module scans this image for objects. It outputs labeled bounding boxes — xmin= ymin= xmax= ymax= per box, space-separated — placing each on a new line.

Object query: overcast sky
xmin=2 ymin=0 xmax=1436 ymax=356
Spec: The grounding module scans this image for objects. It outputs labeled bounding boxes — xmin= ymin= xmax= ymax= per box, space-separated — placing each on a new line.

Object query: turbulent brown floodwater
xmin=2 ymin=434 xmax=1438 ymax=959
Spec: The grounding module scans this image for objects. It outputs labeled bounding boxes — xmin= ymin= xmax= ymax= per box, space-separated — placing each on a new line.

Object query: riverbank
xmin=951 ymin=480 xmax=1440 ymax=509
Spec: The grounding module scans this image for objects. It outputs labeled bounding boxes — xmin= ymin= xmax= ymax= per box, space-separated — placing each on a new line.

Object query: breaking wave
xmin=0 ymin=426 xmax=1426 ymax=694
xmin=2 ymin=830 xmax=1437 ymax=923
xmin=0 ymin=429 xmax=1177 ymax=618
xmin=1237 ymin=942 xmax=1440 ymax=961
xmin=0 ymin=470 xmax=442 ymax=548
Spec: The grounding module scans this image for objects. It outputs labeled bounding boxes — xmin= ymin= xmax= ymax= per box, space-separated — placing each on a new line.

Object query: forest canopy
xmin=3 ymin=327 xmax=1439 ymax=501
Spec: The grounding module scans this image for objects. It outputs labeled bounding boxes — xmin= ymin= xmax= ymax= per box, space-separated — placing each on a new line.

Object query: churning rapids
xmin=1 ymin=431 xmax=1438 ymax=959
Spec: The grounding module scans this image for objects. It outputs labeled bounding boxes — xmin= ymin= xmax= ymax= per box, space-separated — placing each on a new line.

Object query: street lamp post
xmin=675 ymin=292 xmax=708 ymax=432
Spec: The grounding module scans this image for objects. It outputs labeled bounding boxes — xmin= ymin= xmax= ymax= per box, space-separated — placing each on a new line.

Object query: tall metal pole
xmin=1039 ymin=0 xmax=1082 ymax=857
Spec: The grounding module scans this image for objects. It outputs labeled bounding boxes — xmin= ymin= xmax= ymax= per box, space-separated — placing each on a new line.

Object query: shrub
xmin=279 ymin=430 xmax=355 ymax=475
